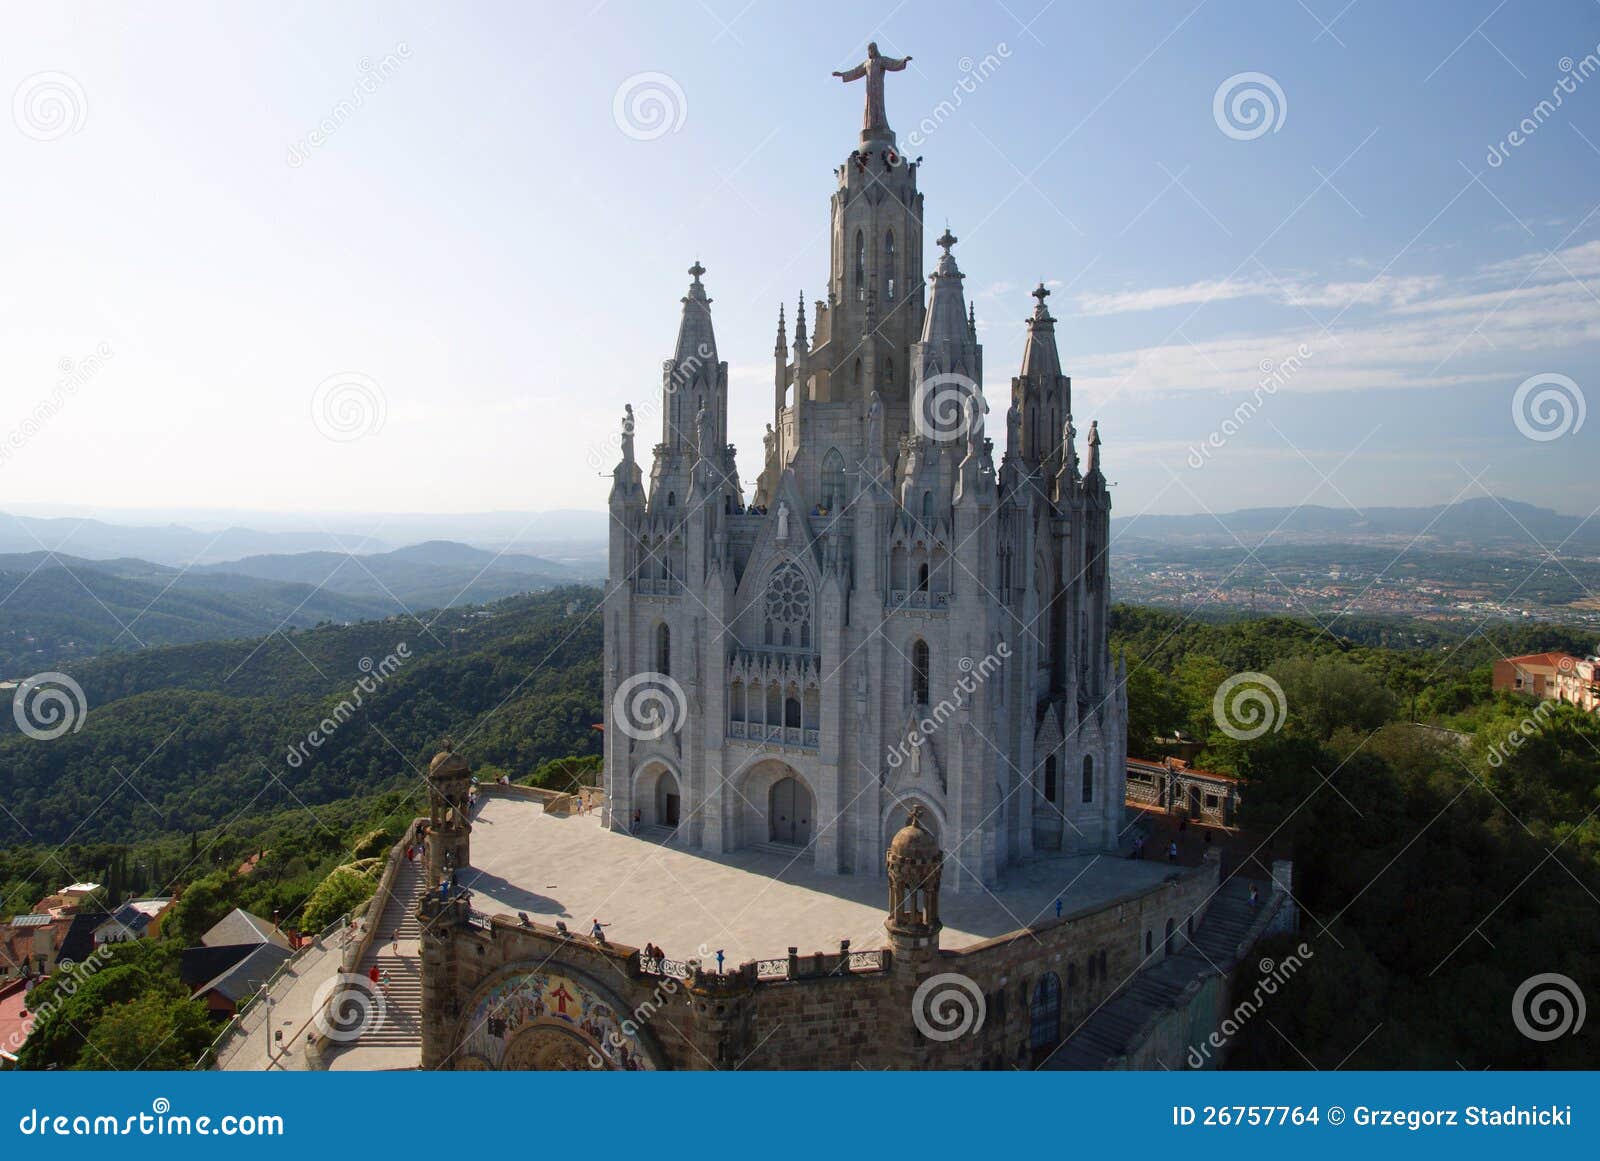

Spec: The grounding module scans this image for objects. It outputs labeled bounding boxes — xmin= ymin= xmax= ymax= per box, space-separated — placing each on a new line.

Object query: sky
xmin=3 ymin=0 xmax=1598 ymax=525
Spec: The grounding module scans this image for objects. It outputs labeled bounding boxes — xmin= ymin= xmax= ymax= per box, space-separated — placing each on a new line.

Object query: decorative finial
xmin=936 ymin=227 xmax=957 ymax=255
xmin=689 ymin=259 xmax=706 ymax=283
xmin=906 ymin=802 xmax=926 ymax=829
xmin=1032 ymin=282 xmax=1050 ymax=307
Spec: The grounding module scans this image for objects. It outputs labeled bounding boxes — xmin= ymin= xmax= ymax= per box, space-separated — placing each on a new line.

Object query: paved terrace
xmin=463 ymin=794 xmax=1179 ymax=963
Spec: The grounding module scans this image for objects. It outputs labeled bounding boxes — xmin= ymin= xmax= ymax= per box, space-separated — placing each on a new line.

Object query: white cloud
xmin=1065 ymin=238 xmax=1600 ymax=398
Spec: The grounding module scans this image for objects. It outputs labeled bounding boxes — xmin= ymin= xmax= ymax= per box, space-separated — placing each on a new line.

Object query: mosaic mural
xmin=454 ymin=964 xmax=663 ymax=1071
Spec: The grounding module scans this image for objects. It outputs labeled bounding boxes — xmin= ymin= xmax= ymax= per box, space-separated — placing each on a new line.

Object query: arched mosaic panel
xmin=453 ymin=963 xmax=664 ymax=1071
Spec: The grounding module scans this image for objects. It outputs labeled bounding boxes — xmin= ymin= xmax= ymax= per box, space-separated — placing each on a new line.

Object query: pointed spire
xmin=921 ymin=226 xmax=968 ymax=346
xmin=795 ymin=292 xmax=808 ymax=349
xmin=774 ymin=302 xmax=787 ymax=357
xmin=1019 ymin=281 xmax=1062 ymax=381
xmin=967 ymin=301 xmax=977 ymax=340
xmin=675 ymin=260 xmax=718 ymax=368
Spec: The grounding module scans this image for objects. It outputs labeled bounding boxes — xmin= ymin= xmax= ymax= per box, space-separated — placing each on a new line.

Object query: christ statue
xmin=833 ymin=42 xmax=912 ymax=138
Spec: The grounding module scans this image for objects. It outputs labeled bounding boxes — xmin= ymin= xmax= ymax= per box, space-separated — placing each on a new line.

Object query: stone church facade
xmin=602 ymin=55 xmax=1126 ymax=891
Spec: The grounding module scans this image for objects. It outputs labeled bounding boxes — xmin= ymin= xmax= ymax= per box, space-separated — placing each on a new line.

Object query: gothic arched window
xmin=820 ymin=448 xmax=845 ymax=513
xmin=921 ymin=491 xmax=933 ymax=521
xmin=1029 ymin=973 xmax=1061 ymax=1057
xmin=885 ymin=229 xmax=897 ymax=301
xmin=853 ymin=357 xmax=863 ymax=387
xmin=1082 ymin=754 xmax=1094 ymax=803
xmin=917 ymin=562 xmax=929 ymax=592
xmin=656 ymin=623 xmax=671 ymax=677
xmin=911 ymin=639 xmax=930 ymax=705
xmin=763 ymin=562 xmax=813 ymax=652
xmin=1044 ymin=755 xmax=1058 ymax=803
xmin=854 ymin=230 xmax=866 ymax=301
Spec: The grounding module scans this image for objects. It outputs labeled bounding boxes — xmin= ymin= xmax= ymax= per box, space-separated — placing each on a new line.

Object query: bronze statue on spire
xmin=833 ymin=42 xmax=912 ymax=138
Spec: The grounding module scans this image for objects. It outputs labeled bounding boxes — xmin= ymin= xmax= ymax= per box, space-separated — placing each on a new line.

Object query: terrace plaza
xmin=461 ymin=792 xmax=1178 ymax=964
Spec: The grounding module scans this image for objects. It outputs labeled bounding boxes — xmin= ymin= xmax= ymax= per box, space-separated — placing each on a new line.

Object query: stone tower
xmin=424 ymin=744 xmax=472 ymax=889
xmin=602 ymin=52 xmax=1126 ymax=892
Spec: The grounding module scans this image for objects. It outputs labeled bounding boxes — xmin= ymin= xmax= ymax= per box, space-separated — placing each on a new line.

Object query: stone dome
xmin=429 ymin=749 xmax=470 ymax=777
xmin=888 ymin=808 xmax=938 ymax=860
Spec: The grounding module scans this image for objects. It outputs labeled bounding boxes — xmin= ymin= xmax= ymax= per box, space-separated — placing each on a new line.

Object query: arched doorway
xmin=502 ymin=1024 xmax=600 ymax=1071
xmin=768 ymin=776 xmax=813 ymax=846
xmin=654 ymin=769 xmax=680 ymax=828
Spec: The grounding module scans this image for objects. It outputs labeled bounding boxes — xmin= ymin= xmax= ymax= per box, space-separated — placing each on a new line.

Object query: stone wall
xmin=425 ymin=851 xmax=1228 ymax=1070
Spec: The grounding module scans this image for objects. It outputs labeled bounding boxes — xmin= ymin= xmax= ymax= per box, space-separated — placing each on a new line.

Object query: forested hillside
xmin=0 ymin=587 xmax=603 ymax=848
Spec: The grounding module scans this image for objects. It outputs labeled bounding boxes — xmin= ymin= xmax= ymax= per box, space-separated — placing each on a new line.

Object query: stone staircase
xmin=748 ymin=839 xmax=812 ymax=859
xmin=1046 ymin=876 xmax=1267 ymax=1069
xmin=351 ymin=857 xmax=426 ymax=1055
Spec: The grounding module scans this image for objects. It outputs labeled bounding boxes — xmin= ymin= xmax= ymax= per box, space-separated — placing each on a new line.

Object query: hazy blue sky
xmin=4 ymin=0 xmax=1598 ymax=523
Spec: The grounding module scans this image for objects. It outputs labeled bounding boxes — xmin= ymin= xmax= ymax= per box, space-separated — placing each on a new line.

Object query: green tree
xmin=300 ymin=863 xmax=378 ymax=930
xmin=76 ymin=992 xmax=214 ymax=1070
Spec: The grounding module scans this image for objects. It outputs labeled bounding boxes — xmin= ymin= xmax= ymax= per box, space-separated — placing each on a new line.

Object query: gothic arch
xmin=629 ymin=756 xmax=685 ymax=829
xmin=731 ymin=758 xmax=818 ymax=849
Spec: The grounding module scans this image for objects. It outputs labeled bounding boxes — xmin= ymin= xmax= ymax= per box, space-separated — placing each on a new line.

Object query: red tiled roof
xmin=1506 ymin=652 xmax=1579 ymax=669
xmin=0 ymin=981 xmax=35 ymax=1062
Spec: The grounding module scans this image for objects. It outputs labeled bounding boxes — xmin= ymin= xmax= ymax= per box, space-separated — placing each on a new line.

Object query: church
xmin=603 ymin=44 xmax=1127 ymax=891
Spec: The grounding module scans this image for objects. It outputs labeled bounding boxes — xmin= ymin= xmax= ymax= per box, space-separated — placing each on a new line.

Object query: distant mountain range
xmin=1111 ymin=497 xmax=1598 ymax=552
xmin=0 ymin=540 xmax=596 ymax=672
xmin=0 ymin=508 xmax=608 ymax=568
